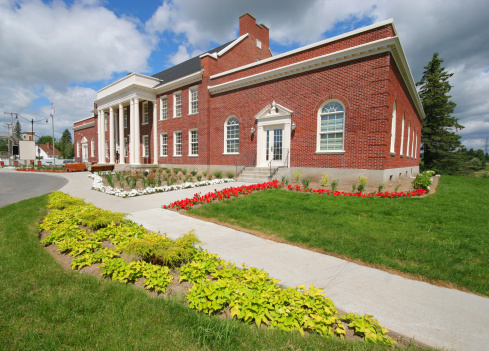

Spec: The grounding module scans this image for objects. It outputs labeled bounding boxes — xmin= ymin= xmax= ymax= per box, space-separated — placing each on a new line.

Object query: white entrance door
xmin=82 ymin=143 xmax=88 ymax=163
xmin=264 ymin=126 xmax=284 ymax=167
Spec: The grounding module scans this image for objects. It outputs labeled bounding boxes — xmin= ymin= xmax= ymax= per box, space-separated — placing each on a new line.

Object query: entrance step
xmin=237 ymin=167 xmax=270 ymax=183
xmin=114 ymin=164 xmax=131 ymax=172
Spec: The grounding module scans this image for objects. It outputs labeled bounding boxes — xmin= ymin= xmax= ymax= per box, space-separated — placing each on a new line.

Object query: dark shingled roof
xmin=152 ymin=40 xmax=235 ymax=87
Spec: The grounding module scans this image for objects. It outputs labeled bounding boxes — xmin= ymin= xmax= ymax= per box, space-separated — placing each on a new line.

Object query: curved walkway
xmin=4 ymin=168 xmax=487 ymax=350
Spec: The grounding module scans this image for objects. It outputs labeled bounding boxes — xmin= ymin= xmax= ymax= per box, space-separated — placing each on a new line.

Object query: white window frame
xmin=105 ymin=140 xmax=109 ymax=159
xmin=76 ymin=141 xmax=80 ymax=157
xmin=173 ymin=91 xmax=182 ymax=118
xmin=400 ymin=114 xmax=405 ymax=156
xmin=124 ymin=137 xmax=128 ymax=158
xmin=411 ymin=127 xmax=415 ymax=158
xmin=142 ymin=135 xmax=149 ymax=157
xmin=256 ymin=39 xmax=262 ymax=49
xmin=390 ymin=101 xmax=396 ymax=154
xmin=104 ymin=114 xmax=108 ymax=132
xmin=316 ymin=100 xmax=345 ymax=154
xmin=406 ymin=121 xmax=411 ymax=157
xmin=124 ymin=108 xmax=128 ymax=128
xmin=91 ymin=138 xmax=95 ymax=157
xmin=173 ymin=131 xmax=182 ymax=157
xmin=189 ymin=87 xmax=198 ymax=115
xmin=160 ymin=133 xmax=168 ymax=157
xmin=224 ymin=116 xmax=239 ymax=154
xmin=142 ymin=101 xmax=149 ymax=124
xmin=414 ymin=130 xmax=418 ymax=159
xmin=160 ymin=96 xmax=167 ymax=121
xmin=189 ymin=129 xmax=198 ymax=156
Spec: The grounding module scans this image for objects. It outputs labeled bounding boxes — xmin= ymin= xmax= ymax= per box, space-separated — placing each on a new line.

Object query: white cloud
xmin=168 ymin=45 xmax=191 ymax=65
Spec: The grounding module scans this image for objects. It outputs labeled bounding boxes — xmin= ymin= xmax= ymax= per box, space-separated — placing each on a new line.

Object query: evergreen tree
xmin=38 ymin=136 xmax=54 ymax=145
xmin=416 ymin=53 xmax=465 ymax=174
xmin=59 ymin=129 xmax=74 ymax=159
xmin=14 ymin=120 xmax=22 ymax=139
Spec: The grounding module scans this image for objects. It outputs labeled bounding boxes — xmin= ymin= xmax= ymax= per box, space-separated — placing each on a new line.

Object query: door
xmin=264 ymin=126 xmax=284 ymax=167
xmin=82 ymin=143 xmax=88 ymax=163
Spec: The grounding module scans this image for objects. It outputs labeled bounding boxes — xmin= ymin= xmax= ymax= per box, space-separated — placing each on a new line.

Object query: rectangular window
xmin=189 ymin=129 xmax=198 ymax=156
xmin=104 ymin=114 xmax=108 ymax=132
xmin=142 ymin=102 xmax=149 ymax=124
xmin=91 ymin=139 xmax=95 ymax=157
xmin=124 ymin=109 xmax=128 ymax=128
xmin=173 ymin=131 xmax=182 ymax=156
xmin=319 ymin=114 xmax=343 ymax=151
xmin=124 ymin=138 xmax=128 ymax=158
xmin=105 ymin=140 xmax=109 ymax=158
xmin=189 ymin=87 xmax=198 ymax=115
xmin=143 ymin=135 xmax=149 ymax=157
xmin=76 ymin=142 xmax=80 ymax=157
xmin=160 ymin=133 xmax=168 ymax=157
xmin=160 ymin=96 xmax=167 ymax=120
xmin=173 ymin=92 xmax=182 ymax=118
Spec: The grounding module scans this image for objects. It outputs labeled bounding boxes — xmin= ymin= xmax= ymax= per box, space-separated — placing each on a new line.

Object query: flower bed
xmin=163 ymin=181 xmax=428 ymax=210
xmin=163 ymin=180 xmax=284 ymax=210
xmin=90 ymin=173 xmax=236 ymax=197
xmin=287 ymin=184 xmax=428 ymax=198
xmin=16 ymin=168 xmax=66 ymax=173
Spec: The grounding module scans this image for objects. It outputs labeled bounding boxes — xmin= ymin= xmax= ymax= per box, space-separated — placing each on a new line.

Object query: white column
xmin=119 ymin=103 xmax=125 ymax=164
xmin=153 ymin=101 xmax=158 ymax=165
xmin=129 ymin=99 xmax=134 ymax=164
xmin=134 ymin=98 xmax=140 ymax=164
xmin=97 ymin=109 xmax=102 ymax=163
xmin=100 ymin=110 xmax=106 ymax=163
xmin=109 ymin=106 xmax=115 ymax=164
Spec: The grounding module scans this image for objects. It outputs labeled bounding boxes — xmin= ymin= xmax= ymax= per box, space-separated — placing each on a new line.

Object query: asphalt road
xmin=0 ymin=172 xmax=68 ymax=208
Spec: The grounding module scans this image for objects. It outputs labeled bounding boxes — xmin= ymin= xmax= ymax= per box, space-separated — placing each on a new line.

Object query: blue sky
xmin=1 ymin=0 xmax=488 ymax=151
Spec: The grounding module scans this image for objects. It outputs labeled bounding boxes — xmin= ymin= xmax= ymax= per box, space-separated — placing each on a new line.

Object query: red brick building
xmin=74 ymin=13 xmax=423 ymax=184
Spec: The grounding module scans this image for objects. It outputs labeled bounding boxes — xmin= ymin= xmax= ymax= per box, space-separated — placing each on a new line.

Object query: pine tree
xmin=59 ymin=129 xmax=74 ymax=159
xmin=416 ymin=53 xmax=465 ymax=174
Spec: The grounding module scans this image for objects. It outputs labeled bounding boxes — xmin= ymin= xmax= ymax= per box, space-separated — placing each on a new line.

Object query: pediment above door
xmin=255 ymin=101 xmax=293 ymax=121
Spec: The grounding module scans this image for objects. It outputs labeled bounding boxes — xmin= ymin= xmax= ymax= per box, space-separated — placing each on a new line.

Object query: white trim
xmin=160 ymin=132 xmax=168 ymax=157
xmin=400 ymin=114 xmax=405 ymax=156
xmin=173 ymin=131 xmax=182 ymax=157
xmin=188 ymin=129 xmax=199 ymax=156
xmin=155 ymin=71 xmax=202 ymax=94
xmin=224 ymin=116 xmax=240 ymax=154
xmin=173 ymin=91 xmax=182 ymax=118
xmin=73 ymin=121 xmax=95 ymax=131
xmin=390 ymin=101 xmax=397 ymax=153
xmin=97 ymin=72 xmax=160 ymax=94
xmin=142 ymin=134 xmax=149 ymax=157
xmin=160 ymin=95 xmax=167 ymax=121
xmin=74 ymin=116 xmax=94 ymax=124
xmin=210 ymin=19 xmax=396 ymax=80
xmin=142 ymin=101 xmax=149 ymax=124
xmin=209 ymin=36 xmax=424 ymax=120
xmin=189 ymin=86 xmax=198 ymax=115
xmin=316 ymin=100 xmax=345 ymax=153
xmin=200 ymin=34 xmax=249 ymax=60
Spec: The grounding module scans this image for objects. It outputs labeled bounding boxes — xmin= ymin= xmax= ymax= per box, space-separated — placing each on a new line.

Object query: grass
xmin=0 ymin=195 xmax=427 ymax=350
xmin=189 ymin=176 xmax=489 ymax=296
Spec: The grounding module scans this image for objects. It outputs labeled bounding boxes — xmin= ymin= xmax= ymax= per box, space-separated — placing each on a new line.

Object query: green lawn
xmin=189 ymin=176 xmax=489 ymax=296
xmin=0 ymin=195 xmax=427 ymax=350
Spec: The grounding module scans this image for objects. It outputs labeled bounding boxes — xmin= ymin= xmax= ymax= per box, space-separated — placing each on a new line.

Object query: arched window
xmin=225 ymin=116 xmax=239 ymax=154
xmin=390 ymin=101 xmax=397 ymax=153
xmin=406 ymin=121 xmax=411 ymax=157
xmin=400 ymin=114 xmax=405 ymax=156
xmin=317 ymin=101 xmax=345 ymax=152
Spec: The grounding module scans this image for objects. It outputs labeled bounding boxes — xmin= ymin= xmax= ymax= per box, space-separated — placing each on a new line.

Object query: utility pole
xmin=4 ymin=112 xmax=19 ymax=165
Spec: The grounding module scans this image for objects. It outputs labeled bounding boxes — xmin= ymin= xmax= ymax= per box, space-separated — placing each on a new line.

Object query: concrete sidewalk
xmin=57 ymin=171 xmax=489 ymax=351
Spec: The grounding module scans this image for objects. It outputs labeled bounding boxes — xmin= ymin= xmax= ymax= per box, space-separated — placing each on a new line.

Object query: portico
xmin=94 ymin=73 xmax=161 ymax=166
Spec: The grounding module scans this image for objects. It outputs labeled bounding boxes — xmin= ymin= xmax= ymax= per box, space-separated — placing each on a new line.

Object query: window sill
xmin=188 ymin=155 xmax=199 ymax=157
xmin=188 ymin=113 xmax=198 ymax=117
xmin=315 ymin=150 xmax=345 ymax=155
xmin=160 ymin=155 xmax=168 ymax=158
xmin=142 ymin=122 xmax=149 ymax=125
xmin=223 ymin=152 xmax=239 ymax=156
xmin=390 ymin=152 xmax=396 ymax=156
xmin=172 ymin=116 xmax=182 ymax=119
xmin=400 ymin=154 xmax=404 ymax=158
xmin=160 ymin=118 xmax=167 ymax=122
xmin=173 ymin=155 xmax=182 ymax=158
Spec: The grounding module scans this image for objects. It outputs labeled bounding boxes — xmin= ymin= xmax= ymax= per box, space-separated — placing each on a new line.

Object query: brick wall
xmin=74 ymin=116 xmax=98 ymax=163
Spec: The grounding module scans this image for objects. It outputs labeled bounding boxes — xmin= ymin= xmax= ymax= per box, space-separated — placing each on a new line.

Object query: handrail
xmin=268 ymin=147 xmax=289 ymax=179
xmin=235 ymin=149 xmax=256 ymax=178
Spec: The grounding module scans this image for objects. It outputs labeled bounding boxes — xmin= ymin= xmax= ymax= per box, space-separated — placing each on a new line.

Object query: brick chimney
xmin=239 ymin=13 xmax=269 ymax=48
